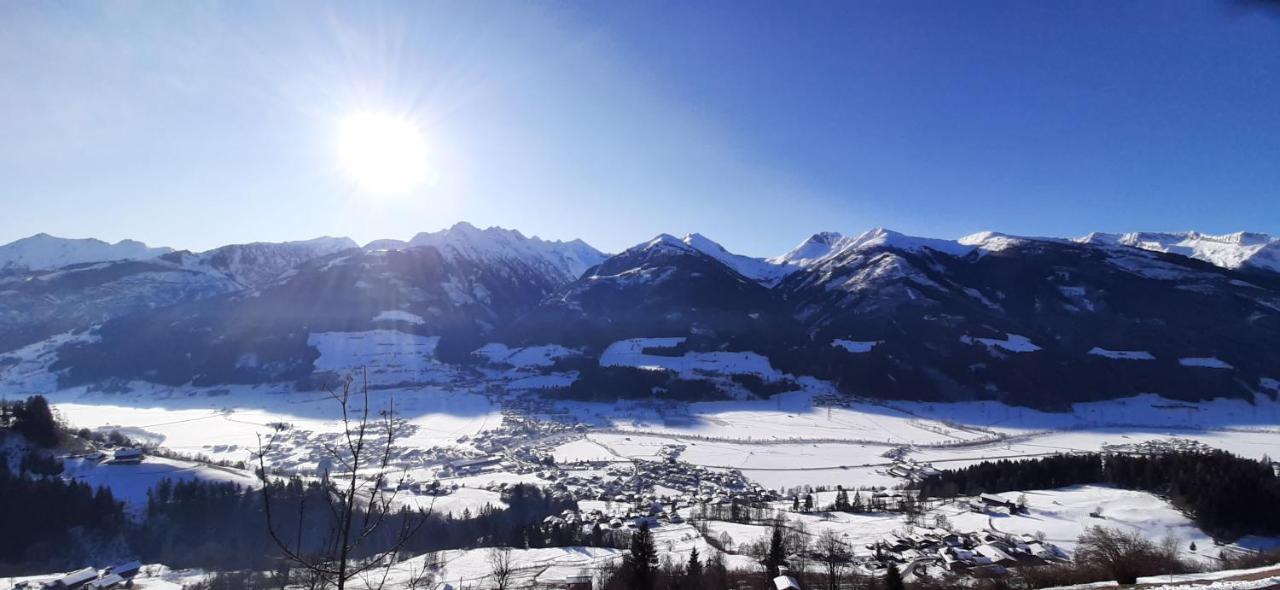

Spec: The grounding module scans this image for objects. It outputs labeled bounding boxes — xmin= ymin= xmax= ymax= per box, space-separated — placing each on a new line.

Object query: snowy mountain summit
xmin=1077 ymin=231 xmax=1280 ymax=274
xmin=407 ymin=222 xmax=606 ymax=282
xmin=0 ymin=233 xmax=172 ymax=273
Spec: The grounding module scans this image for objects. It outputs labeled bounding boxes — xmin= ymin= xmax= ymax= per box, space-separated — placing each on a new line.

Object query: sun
xmin=337 ymin=112 xmax=430 ymax=194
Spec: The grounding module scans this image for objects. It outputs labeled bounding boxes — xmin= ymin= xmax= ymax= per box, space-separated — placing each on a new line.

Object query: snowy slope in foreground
xmin=0 ymin=233 xmax=171 ymax=273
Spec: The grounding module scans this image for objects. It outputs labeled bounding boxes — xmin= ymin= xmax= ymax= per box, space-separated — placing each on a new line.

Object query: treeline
xmin=1 ymin=394 xmax=61 ymax=448
xmin=131 ymin=477 xmax=618 ymax=571
xmin=0 ymin=452 xmax=619 ymax=573
xmin=917 ymin=451 xmax=1280 ymax=539
xmin=0 ymin=450 xmax=125 ymax=573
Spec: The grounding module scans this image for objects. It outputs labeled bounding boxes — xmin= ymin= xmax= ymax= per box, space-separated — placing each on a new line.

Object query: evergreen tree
xmin=884 ymin=564 xmax=905 ymax=590
xmin=626 ymin=521 xmax=659 ymax=590
xmin=13 ymin=395 xmax=59 ymax=448
xmin=764 ymin=526 xmax=787 ymax=579
xmin=705 ymin=551 xmax=728 ymax=590
xmin=833 ymin=486 xmax=850 ymax=512
xmin=684 ymin=547 xmax=703 ymax=588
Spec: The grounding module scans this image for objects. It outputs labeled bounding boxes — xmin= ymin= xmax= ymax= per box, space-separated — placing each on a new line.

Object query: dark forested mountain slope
xmin=5 ymin=225 xmax=1278 ymax=408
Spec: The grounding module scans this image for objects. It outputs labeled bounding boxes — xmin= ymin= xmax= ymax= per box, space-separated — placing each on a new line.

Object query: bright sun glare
xmin=337 ymin=112 xmax=430 ymax=194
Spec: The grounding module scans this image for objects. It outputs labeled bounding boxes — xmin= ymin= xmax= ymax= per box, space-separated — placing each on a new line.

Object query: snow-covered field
xmin=308 ymin=330 xmax=460 ymax=386
xmin=61 ymin=455 xmax=258 ymax=514
xmin=600 ymin=337 xmax=786 ymax=381
xmin=5 ymin=328 xmax=1280 ymax=587
xmin=29 ymin=378 xmax=1280 ymax=508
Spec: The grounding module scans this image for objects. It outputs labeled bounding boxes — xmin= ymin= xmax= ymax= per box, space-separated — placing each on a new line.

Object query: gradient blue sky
xmin=1 ymin=1 xmax=1277 ymax=256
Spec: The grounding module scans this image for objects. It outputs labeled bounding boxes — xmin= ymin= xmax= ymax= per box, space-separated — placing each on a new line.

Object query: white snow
xmin=831 ymin=339 xmax=879 ymax=353
xmin=3 ymin=565 xmax=208 ymax=590
xmin=0 ymin=233 xmax=171 ymax=273
xmin=599 ymin=337 xmax=785 ymax=381
xmin=680 ymin=233 xmax=796 ymax=284
xmin=962 ymin=333 xmax=1042 ymax=353
xmin=771 ymin=232 xmax=846 ymax=267
xmin=181 ymin=236 xmax=358 ymax=288
xmin=308 ymin=330 xmax=453 ymax=386
xmin=373 ymin=310 xmax=426 ymax=325
xmin=366 ymin=545 xmax=625 ymax=590
xmin=1088 ymin=347 xmax=1155 ymax=360
xmin=1079 ymin=231 xmax=1280 ymax=274
xmin=943 ymin=485 xmax=1216 ymax=562
xmin=62 ymin=455 xmax=258 ymax=515
xmin=507 ymin=373 xmax=577 ymax=390
xmin=473 ymin=343 xmax=577 ymax=368
xmin=1179 ymin=357 xmax=1234 ymax=369
xmin=958 ymin=231 xmax=1034 ymax=252
xmin=841 ymin=228 xmax=977 ymax=258
xmin=46 ymin=384 xmax=502 ymax=475
xmin=407 ymin=222 xmax=605 ymax=282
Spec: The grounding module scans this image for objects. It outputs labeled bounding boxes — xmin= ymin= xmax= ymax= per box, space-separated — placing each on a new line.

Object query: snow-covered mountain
xmin=1078 ymin=231 xmax=1280 ymax=274
xmin=0 ymin=233 xmax=172 ymax=274
xmin=770 ymin=231 xmax=847 ymax=267
xmin=169 ymin=236 xmax=359 ymax=288
xmin=771 ymin=228 xmax=981 ymax=270
xmin=6 ymin=223 xmax=1280 ymax=408
xmin=407 ymin=222 xmax=606 ymax=283
xmin=678 ymin=233 xmax=798 ymax=284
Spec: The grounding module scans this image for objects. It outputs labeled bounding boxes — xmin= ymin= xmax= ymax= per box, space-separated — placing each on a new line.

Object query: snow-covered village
xmin=4 ymin=2 xmax=1280 ymax=589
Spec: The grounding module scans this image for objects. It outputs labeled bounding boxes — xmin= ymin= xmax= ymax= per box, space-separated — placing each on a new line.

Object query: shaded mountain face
xmin=0 ymin=259 xmax=240 ymax=354
xmin=774 ymin=232 xmax=1280 ymax=407
xmin=505 ymin=234 xmax=800 ymax=350
xmin=7 ymin=224 xmax=1279 ymax=408
xmin=0 ymin=238 xmax=359 ymax=355
xmin=165 ymin=237 xmax=360 ymax=288
xmin=52 ymin=240 xmax=595 ymax=386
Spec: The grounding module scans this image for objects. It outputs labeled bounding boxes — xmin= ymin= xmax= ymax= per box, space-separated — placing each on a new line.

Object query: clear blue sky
xmin=1 ymin=1 xmax=1277 ymax=256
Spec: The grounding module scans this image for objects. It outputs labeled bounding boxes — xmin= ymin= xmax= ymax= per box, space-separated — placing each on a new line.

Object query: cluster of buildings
xmin=69 ymin=447 xmax=145 ymax=466
xmin=931 ymin=530 xmax=1068 ymax=573
xmin=12 ymin=561 xmax=140 ymax=590
xmin=1102 ymin=437 xmax=1215 ymax=456
xmin=846 ymin=523 xmax=1065 ymax=578
xmin=884 ymin=458 xmax=941 ymax=482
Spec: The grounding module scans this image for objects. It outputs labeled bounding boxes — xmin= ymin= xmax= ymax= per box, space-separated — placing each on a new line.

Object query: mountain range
xmin=3 ymin=223 xmax=1277 ymax=408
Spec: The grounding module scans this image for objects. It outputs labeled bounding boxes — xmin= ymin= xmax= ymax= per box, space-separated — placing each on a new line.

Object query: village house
xmin=48 ymin=567 xmax=98 ymax=589
xmin=108 ymin=448 xmax=143 ymax=465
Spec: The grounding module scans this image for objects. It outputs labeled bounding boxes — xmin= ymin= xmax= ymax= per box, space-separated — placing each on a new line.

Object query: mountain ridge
xmin=5 ymin=223 xmax=1279 ymax=408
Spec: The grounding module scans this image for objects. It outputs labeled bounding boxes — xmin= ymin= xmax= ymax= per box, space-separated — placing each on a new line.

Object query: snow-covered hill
xmin=1078 ymin=231 xmax=1280 ymax=274
xmin=0 ymin=233 xmax=171 ymax=274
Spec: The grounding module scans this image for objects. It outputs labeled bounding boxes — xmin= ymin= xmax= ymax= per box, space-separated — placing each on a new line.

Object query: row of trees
xmin=1 ymin=394 xmax=60 ymax=448
xmin=0 ymin=449 xmax=125 ymax=573
xmin=917 ymin=451 xmax=1280 ymax=539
